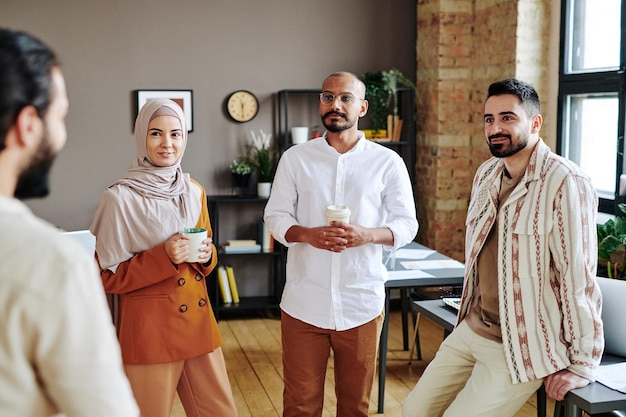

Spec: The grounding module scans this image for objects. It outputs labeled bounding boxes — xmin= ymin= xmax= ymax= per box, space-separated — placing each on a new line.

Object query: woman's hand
xmin=165 ymin=233 xmax=213 ymax=264
xmin=198 ymin=237 xmax=213 ymax=264
xmin=165 ymin=233 xmax=190 ymax=264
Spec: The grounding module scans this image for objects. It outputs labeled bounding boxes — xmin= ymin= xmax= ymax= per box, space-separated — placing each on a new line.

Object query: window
xmin=558 ymin=0 xmax=625 ymax=214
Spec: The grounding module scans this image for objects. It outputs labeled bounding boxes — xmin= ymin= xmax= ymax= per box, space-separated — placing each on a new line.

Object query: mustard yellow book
xmin=225 ymin=265 xmax=240 ymax=304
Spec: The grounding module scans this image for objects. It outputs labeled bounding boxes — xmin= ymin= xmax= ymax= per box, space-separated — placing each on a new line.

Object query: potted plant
xmin=361 ymin=68 xmax=416 ymax=135
xmin=230 ymin=158 xmax=252 ymax=181
xmin=597 ymin=202 xmax=626 ymax=279
xmin=245 ymin=129 xmax=278 ymax=197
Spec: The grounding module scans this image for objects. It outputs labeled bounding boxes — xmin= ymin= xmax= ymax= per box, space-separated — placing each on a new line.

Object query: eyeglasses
xmin=319 ymin=92 xmax=364 ymax=105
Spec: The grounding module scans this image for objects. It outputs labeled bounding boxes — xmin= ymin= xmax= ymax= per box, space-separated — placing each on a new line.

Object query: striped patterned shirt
xmin=460 ymin=139 xmax=604 ymax=383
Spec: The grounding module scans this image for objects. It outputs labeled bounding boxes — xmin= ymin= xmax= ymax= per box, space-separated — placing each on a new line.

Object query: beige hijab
xmin=90 ymin=98 xmax=201 ymax=272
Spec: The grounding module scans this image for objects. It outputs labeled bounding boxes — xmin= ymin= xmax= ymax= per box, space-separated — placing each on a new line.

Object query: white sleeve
xmin=381 ymin=153 xmax=419 ymax=249
xmin=34 ymin=251 xmax=139 ymax=417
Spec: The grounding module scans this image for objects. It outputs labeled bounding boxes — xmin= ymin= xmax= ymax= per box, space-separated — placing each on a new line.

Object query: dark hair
xmin=0 ymin=28 xmax=58 ymax=150
xmin=486 ymin=78 xmax=540 ymax=117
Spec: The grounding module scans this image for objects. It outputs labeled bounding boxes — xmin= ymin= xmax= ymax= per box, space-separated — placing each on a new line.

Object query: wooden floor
xmin=171 ymin=308 xmax=556 ymax=416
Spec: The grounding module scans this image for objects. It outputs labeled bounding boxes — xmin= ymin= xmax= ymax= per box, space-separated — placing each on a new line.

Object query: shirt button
xmin=198 ymin=298 xmax=207 ymax=307
xmin=179 ymin=304 xmax=188 ymax=313
xmin=195 ymin=273 xmax=203 ymax=281
xmin=178 ymin=277 xmax=186 ymax=286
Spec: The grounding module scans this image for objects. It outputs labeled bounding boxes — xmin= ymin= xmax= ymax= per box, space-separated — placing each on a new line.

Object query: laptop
xmin=62 ymin=230 xmax=96 ymax=255
xmin=597 ymin=277 xmax=626 ymax=358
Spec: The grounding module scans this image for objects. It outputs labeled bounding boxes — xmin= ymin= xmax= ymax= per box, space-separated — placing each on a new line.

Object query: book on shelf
xmin=223 ymin=244 xmax=262 ymax=254
xmin=217 ymin=265 xmax=233 ymax=304
xmin=226 ymin=239 xmax=257 ymax=246
xmin=392 ymin=118 xmax=403 ymax=142
xmin=259 ymin=219 xmax=275 ymax=253
xmin=225 ymin=265 xmax=240 ymax=304
xmin=384 ymin=115 xmax=403 ymax=142
xmin=362 ymin=129 xmax=388 ymax=141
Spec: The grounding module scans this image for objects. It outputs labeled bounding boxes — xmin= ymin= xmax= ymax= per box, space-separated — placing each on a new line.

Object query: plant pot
xmin=232 ymin=173 xmax=251 ymax=196
xmin=257 ymin=182 xmax=271 ymax=198
xmin=232 ymin=173 xmax=251 ymax=188
xmin=291 ymin=126 xmax=309 ymax=144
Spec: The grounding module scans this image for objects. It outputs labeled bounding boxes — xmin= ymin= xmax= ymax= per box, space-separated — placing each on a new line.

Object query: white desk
xmin=377 ymin=242 xmax=464 ymax=413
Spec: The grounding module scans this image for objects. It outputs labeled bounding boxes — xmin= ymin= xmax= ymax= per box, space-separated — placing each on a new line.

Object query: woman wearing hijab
xmin=90 ymin=98 xmax=238 ymax=417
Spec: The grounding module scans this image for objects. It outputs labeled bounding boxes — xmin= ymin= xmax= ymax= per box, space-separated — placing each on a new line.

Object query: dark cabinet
xmin=207 ymin=195 xmax=285 ymax=320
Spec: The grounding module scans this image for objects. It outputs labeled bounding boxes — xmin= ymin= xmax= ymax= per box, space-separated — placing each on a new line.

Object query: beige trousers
xmin=125 ymin=347 xmax=237 ymax=417
xmin=403 ymin=320 xmax=543 ymax=417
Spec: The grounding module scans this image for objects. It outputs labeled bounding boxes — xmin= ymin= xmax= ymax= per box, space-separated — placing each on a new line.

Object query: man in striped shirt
xmin=403 ymin=78 xmax=603 ymax=417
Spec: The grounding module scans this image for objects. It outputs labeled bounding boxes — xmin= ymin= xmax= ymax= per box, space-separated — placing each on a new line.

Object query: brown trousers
xmin=281 ymin=310 xmax=383 ymax=417
xmin=124 ymin=347 xmax=237 ymax=417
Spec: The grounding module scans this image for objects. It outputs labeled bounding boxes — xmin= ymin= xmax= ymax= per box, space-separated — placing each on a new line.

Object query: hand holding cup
xmin=181 ymin=228 xmax=210 ymax=263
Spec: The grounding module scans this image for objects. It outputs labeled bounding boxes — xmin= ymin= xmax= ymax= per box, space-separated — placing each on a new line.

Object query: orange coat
xmin=99 ymin=186 xmax=222 ymax=364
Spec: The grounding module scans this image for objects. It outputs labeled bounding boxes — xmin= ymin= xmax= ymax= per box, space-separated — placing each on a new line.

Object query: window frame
xmin=557 ymin=0 xmax=626 ymax=215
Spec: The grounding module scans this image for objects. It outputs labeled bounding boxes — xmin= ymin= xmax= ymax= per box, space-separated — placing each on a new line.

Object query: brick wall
xmin=415 ymin=0 xmax=550 ymax=261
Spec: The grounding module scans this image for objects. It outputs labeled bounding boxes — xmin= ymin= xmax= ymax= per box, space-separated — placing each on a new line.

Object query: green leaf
xmin=601 ymin=235 xmax=622 ymax=254
xmin=615 ymin=216 xmax=626 ymax=235
xmin=360 ymin=68 xmax=416 ymax=131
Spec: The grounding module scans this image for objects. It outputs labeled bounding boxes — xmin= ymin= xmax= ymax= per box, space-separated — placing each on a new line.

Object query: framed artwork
xmin=135 ymin=89 xmax=193 ymax=132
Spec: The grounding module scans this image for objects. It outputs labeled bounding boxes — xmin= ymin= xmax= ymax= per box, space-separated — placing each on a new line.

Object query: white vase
xmin=291 ymin=126 xmax=309 ymax=144
xmin=257 ymin=182 xmax=272 ymax=198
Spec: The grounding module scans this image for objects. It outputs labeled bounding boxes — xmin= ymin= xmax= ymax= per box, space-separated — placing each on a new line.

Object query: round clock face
xmin=226 ymin=90 xmax=259 ymax=123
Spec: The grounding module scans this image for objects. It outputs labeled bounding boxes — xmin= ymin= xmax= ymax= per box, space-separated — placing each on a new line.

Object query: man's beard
xmin=322 ymin=111 xmax=356 ymax=133
xmin=487 ymin=132 xmax=528 ymax=158
xmin=14 ymin=134 xmax=57 ymax=200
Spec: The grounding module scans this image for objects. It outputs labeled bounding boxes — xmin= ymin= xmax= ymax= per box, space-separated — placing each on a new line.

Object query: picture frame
xmin=134 ymin=89 xmax=194 ymax=132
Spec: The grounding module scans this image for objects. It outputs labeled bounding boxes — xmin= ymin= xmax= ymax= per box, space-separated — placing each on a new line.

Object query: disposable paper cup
xmin=325 ymin=205 xmax=351 ymax=225
xmin=291 ymin=127 xmax=309 ymax=144
xmin=182 ymin=228 xmax=207 ymax=262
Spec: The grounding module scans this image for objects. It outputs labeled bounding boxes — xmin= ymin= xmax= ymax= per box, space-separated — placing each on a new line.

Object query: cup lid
xmin=325 ymin=205 xmax=350 ymax=214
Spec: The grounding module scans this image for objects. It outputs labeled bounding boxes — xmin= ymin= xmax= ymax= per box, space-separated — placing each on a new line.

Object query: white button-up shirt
xmin=264 ymin=133 xmax=418 ymax=330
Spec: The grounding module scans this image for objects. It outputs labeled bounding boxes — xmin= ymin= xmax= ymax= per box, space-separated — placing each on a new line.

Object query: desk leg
xmin=378 ymin=287 xmax=391 ymax=414
xmin=536 ymin=385 xmax=546 ymax=417
xmin=563 ymin=401 xmax=582 ymax=417
xmin=401 ymin=288 xmax=409 ymax=350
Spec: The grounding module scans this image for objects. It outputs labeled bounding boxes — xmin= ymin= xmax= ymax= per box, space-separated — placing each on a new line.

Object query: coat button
xmin=195 ymin=273 xmax=203 ymax=281
xmin=198 ymin=298 xmax=207 ymax=307
xmin=178 ymin=277 xmax=186 ymax=286
xmin=179 ymin=304 xmax=188 ymax=313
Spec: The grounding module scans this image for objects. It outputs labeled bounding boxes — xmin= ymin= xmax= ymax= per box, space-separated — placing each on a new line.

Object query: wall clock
xmin=225 ymin=90 xmax=259 ymax=123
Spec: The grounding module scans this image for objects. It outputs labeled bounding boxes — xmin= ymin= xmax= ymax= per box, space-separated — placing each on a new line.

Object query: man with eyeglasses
xmin=264 ymin=71 xmax=418 ymax=417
